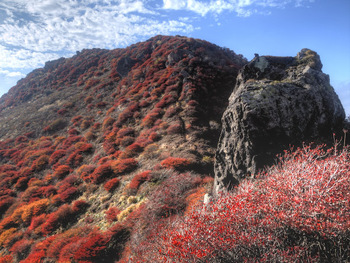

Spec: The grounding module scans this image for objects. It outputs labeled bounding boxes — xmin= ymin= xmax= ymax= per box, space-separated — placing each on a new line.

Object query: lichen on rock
xmin=214 ymin=49 xmax=345 ymax=195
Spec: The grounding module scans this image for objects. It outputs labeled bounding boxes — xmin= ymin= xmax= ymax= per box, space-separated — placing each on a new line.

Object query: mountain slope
xmin=0 ymin=35 xmax=246 ymax=262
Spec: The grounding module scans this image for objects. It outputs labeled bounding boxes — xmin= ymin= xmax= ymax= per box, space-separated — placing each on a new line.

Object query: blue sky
xmin=0 ymin=0 xmax=349 ymax=115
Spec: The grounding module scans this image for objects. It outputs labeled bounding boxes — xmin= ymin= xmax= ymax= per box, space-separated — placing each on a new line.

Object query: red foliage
xmin=116 ymin=127 xmax=135 ymax=138
xmin=77 ymin=165 xmax=96 ymax=182
xmin=0 ymin=255 xmax=12 ymax=263
xmin=28 ymin=214 xmax=46 ymax=232
xmin=9 ymin=239 xmax=32 ymax=259
xmin=105 ymin=207 xmax=121 ymax=223
xmin=41 ymin=204 xmax=75 ymax=235
xmin=141 ymin=108 xmax=164 ymax=127
xmin=90 ymin=163 xmax=114 ymax=184
xmin=73 ymin=233 xmax=111 ymax=261
xmin=104 ymin=178 xmax=120 ymax=192
xmin=53 ymin=165 xmax=71 ymax=179
xmin=72 ymin=199 xmax=89 ymax=213
xmin=148 ymin=132 xmax=160 ymax=142
xmin=148 ymin=146 xmax=350 ymax=262
xmin=32 ymin=154 xmax=49 ymax=171
xmin=128 ymin=171 xmax=152 ymax=190
xmin=0 ymin=196 xmax=15 ymax=215
xmin=66 ymin=151 xmax=83 ymax=167
xmin=160 ymin=157 xmax=192 ymax=171
xmin=75 ymin=142 xmax=93 ymax=153
xmin=49 ymin=149 xmax=66 ymax=165
xmin=111 ymin=158 xmax=138 ymax=175
xmin=58 ymin=186 xmax=78 ymax=202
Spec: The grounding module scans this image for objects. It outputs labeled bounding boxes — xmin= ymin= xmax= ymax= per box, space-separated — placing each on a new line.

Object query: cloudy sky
xmin=0 ymin=0 xmax=349 ymax=114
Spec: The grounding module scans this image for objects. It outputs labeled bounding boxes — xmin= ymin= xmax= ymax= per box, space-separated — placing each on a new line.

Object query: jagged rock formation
xmin=214 ymin=49 xmax=345 ymax=194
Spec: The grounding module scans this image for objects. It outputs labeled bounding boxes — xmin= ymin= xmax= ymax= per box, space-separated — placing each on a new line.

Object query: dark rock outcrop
xmin=214 ymin=49 xmax=345 ymax=195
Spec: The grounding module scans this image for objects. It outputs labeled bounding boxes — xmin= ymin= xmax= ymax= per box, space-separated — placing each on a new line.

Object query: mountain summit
xmin=0 ymin=35 xmax=247 ymax=262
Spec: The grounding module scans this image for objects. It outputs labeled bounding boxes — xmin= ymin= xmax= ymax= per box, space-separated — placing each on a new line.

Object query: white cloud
xmin=162 ymin=0 xmax=315 ymax=16
xmin=0 ymin=45 xmax=63 ymax=69
xmin=0 ymin=0 xmax=316 ymax=96
xmin=0 ymin=0 xmax=195 ymax=73
xmin=0 ymin=69 xmax=25 ymax=78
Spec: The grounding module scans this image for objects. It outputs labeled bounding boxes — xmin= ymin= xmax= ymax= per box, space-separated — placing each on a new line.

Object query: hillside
xmin=0 ymin=35 xmax=247 ymax=262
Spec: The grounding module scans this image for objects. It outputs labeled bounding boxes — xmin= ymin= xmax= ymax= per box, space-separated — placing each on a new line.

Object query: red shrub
xmin=121 ymin=143 xmax=143 ymax=158
xmin=49 ymin=150 xmax=66 ymax=165
xmin=38 ymin=185 xmax=57 ymax=198
xmin=0 ymin=255 xmax=12 ymax=263
xmin=116 ymin=127 xmax=135 ymax=138
xmin=0 ymin=196 xmax=15 ymax=215
xmin=111 ymin=158 xmax=138 ymax=175
xmin=128 ymin=171 xmax=152 ymax=190
xmin=66 ymin=151 xmax=83 ymax=167
xmin=102 ymin=117 xmax=115 ymax=131
xmin=75 ymin=142 xmax=93 ymax=153
xmin=155 ymin=94 xmax=176 ymax=108
xmin=160 ymin=157 xmax=191 ymax=171
xmin=59 ymin=186 xmax=78 ymax=202
xmin=91 ymin=163 xmax=114 ymax=184
xmin=9 ymin=239 xmax=32 ymax=259
xmin=104 ymin=178 xmax=120 ymax=192
xmin=32 ymin=155 xmax=49 ymax=171
xmin=72 ymin=199 xmax=89 ymax=213
xmin=119 ymin=136 xmax=135 ymax=147
xmin=28 ymin=214 xmax=47 ymax=232
xmin=53 ymin=165 xmax=71 ymax=179
xmin=149 ymin=145 xmax=350 ymax=262
xmin=73 ymin=233 xmax=110 ymax=261
xmin=21 ymin=236 xmax=55 ymax=263
xmin=41 ymin=204 xmax=75 ymax=235
xmin=105 ymin=207 xmax=121 ymax=223
xmin=77 ymin=165 xmax=96 ymax=182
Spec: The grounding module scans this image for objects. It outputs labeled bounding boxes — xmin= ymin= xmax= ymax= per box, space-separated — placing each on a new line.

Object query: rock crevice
xmin=214 ymin=49 xmax=345 ymax=195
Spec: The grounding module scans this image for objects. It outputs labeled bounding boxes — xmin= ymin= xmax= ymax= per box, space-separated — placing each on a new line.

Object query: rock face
xmin=214 ymin=49 xmax=345 ymax=195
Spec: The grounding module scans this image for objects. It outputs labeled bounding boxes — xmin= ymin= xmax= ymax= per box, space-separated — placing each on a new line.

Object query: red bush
xmin=111 ymin=158 xmax=138 ymax=175
xmin=66 ymin=151 xmax=83 ymax=167
xmin=105 ymin=207 xmax=121 ymax=223
xmin=58 ymin=186 xmax=78 ymax=202
xmin=77 ymin=165 xmax=96 ymax=182
xmin=75 ymin=142 xmax=93 ymax=153
xmin=104 ymin=178 xmax=120 ymax=192
xmin=148 ymin=145 xmax=350 ymax=262
xmin=128 ymin=171 xmax=152 ymax=190
xmin=41 ymin=204 xmax=75 ymax=235
xmin=49 ymin=150 xmax=66 ymax=165
xmin=53 ymin=165 xmax=71 ymax=179
xmin=28 ymin=214 xmax=47 ymax=232
xmin=160 ymin=157 xmax=191 ymax=171
xmin=73 ymin=233 xmax=110 ymax=261
xmin=90 ymin=163 xmax=114 ymax=184
xmin=9 ymin=239 xmax=32 ymax=260
xmin=116 ymin=127 xmax=135 ymax=138
xmin=0 ymin=255 xmax=12 ymax=263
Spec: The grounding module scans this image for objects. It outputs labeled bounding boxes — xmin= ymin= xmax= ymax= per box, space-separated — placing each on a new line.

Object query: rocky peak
xmin=214 ymin=49 xmax=345 ymax=195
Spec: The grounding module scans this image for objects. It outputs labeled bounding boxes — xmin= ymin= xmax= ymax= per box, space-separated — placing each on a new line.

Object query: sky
xmin=0 ymin=0 xmax=349 ymax=115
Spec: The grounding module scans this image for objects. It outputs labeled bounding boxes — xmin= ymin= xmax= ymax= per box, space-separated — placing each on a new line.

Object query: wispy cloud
xmin=0 ymin=69 xmax=25 ymax=78
xmin=162 ymin=0 xmax=315 ymax=17
xmin=0 ymin=0 xmax=195 ymax=72
xmin=0 ymin=0 xmax=315 ymax=95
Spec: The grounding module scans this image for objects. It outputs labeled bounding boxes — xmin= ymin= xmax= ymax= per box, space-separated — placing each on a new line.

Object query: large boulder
xmin=214 ymin=49 xmax=345 ymax=195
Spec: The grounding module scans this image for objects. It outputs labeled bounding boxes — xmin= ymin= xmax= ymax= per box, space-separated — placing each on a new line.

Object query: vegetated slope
xmin=143 ymin=145 xmax=350 ymax=262
xmin=0 ymin=35 xmax=247 ymax=262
